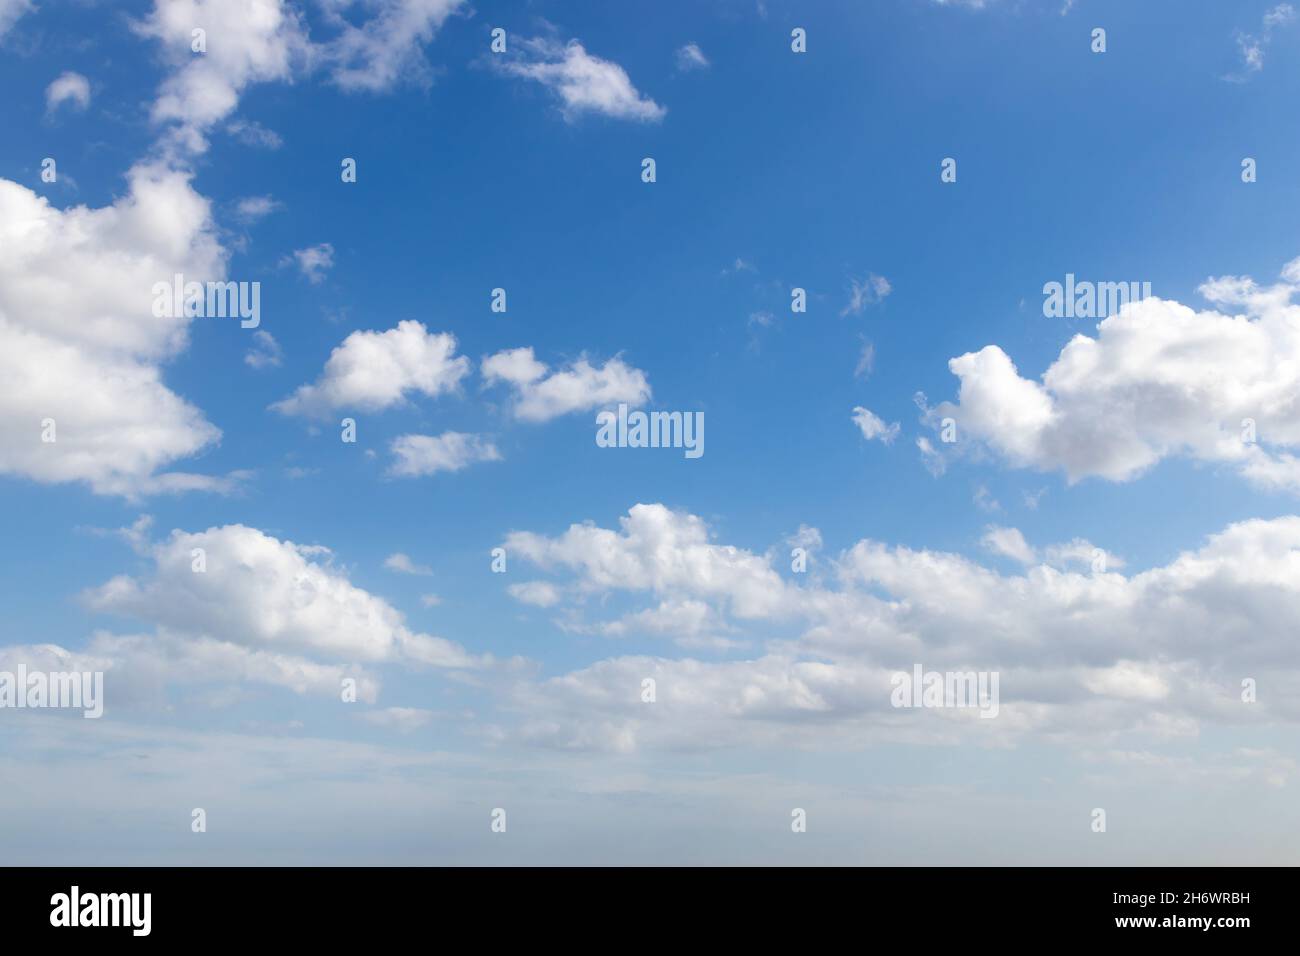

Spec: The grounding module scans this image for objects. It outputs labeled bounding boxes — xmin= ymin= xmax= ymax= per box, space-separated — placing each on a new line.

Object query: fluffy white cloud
xmin=504 ymin=504 xmax=796 ymax=620
xmin=930 ymin=257 xmax=1300 ymax=492
xmin=84 ymin=524 xmax=484 ymax=670
xmin=388 ymin=432 xmax=501 ymax=477
xmin=496 ymin=504 xmax=1300 ymax=752
xmin=134 ymin=0 xmax=308 ymax=154
xmin=851 ymin=406 xmax=900 ymax=444
xmin=482 ymin=346 xmax=651 ymax=422
xmin=0 ymin=164 xmax=233 ymax=496
xmin=45 ymin=71 xmax=90 ymax=113
xmin=273 ymin=321 xmax=470 ymax=418
xmin=497 ymin=36 xmax=665 ymax=122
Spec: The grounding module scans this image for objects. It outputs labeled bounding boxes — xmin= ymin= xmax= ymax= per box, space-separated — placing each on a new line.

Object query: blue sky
xmin=2 ymin=0 xmax=1300 ymax=864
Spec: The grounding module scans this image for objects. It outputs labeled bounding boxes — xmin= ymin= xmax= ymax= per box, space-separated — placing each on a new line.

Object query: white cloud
xmin=497 ymin=36 xmax=665 ymax=122
xmin=388 ymin=432 xmax=502 ymax=477
xmin=84 ymin=524 xmax=485 ymax=670
xmin=0 ymin=163 xmax=232 ymax=497
xmin=498 ymin=505 xmax=1300 ymax=753
xmin=282 ymin=242 xmax=334 ymax=283
xmin=134 ymin=0 xmax=309 ymax=154
xmin=45 ymin=71 xmax=91 ymax=113
xmin=234 ymin=194 xmax=281 ymax=223
xmin=273 ymin=321 xmax=470 ymax=419
xmin=244 ymin=329 xmax=282 ymax=369
xmin=384 ymin=552 xmax=432 ymax=575
xmin=482 ymin=346 xmax=651 ymax=422
xmin=505 ymin=504 xmax=796 ymax=620
xmin=675 ymin=42 xmax=709 ymax=72
xmin=851 ymin=406 xmax=900 ymax=444
xmin=981 ymin=525 xmax=1035 ymax=564
xmin=1227 ymin=4 xmax=1295 ymax=79
xmin=931 ymin=257 xmax=1300 ymax=492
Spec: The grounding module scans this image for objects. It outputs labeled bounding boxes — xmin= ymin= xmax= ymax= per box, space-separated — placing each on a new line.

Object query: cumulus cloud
xmin=83 ymin=524 xmax=486 ymax=672
xmin=928 ymin=257 xmax=1300 ymax=492
xmin=482 ymin=346 xmax=651 ymax=422
xmin=495 ymin=503 xmax=1300 ymax=753
xmin=45 ymin=71 xmax=90 ymax=114
xmin=272 ymin=321 xmax=470 ymax=418
xmin=388 ymin=432 xmax=501 ymax=477
xmin=496 ymin=36 xmax=665 ymax=122
xmin=133 ymin=0 xmax=309 ymax=154
xmin=0 ymin=163 xmax=233 ymax=496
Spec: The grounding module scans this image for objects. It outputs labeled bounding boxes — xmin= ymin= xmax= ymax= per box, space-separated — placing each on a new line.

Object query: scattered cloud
xmin=272 ymin=321 xmax=470 ymax=419
xmin=496 ymin=35 xmax=665 ymax=122
xmin=45 ymin=71 xmax=90 ymax=114
xmin=852 ymin=406 xmax=900 ymax=444
xmin=388 ymin=432 xmax=502 ymax=477
xmin=482 ymin=346 xmax=651 ymax=422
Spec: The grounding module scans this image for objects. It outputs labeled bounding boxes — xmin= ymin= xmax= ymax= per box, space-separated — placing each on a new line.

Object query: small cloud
xmin=226 ymin=119 xmax=283 ymax=149
xmin=1225 ymin=4 xmax=1295 ymax=81
xmin=973 ymin=484 xmax=1001 ymax=512
xmin=854 ymin=340 xmax=876 ymax=379
xmin=495 ymin=36 xmax=665 ymax=123
xmin=508 ymin=580 xmax=561 ymax=608
xmin=234 ymin=195 xmax=281 ymax=224
xmin=384 ymin=552 xmax=433 ymax=576
xmin=675 ymin=42 xmax=710 ymax=72
xmin=244 ymin=330 xmax=283 ymax=370
xmin=45 ymin=71 xmax=90 ymax=114
xmin=419 ymin=593 xmax=442 ymax=608
xmin=917 ymin=436 xmax=946 ymax=476
xmin=851 ymin=406 xmax=900 ymax=444
xmin=388 ymin=432 xmax=502 ymax=478
xmin=841 ymin=273 xmax=891 ymax=316
xmin=281 ymin=243 xmax=335 ymax=284
xmin=981 ymin=525 xmax=1035 ymax=564
xmin=721 ymin=257 xmax=756 ymax=276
